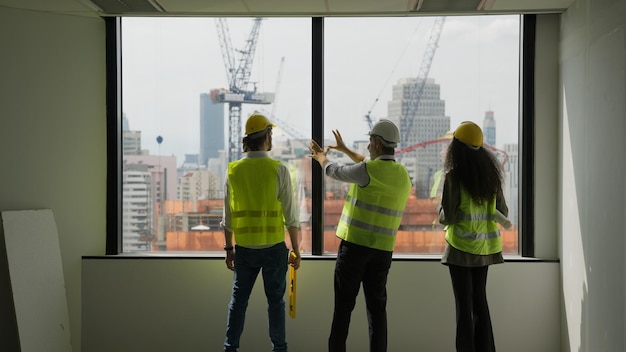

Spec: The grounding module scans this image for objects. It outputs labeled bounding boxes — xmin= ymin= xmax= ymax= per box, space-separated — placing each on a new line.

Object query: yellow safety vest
xmin=445 ymin=187 xmax=502 ymax=255
xmin=336 ymin=160 xmax=411 ymax=252
xmin=430 ymin=169 xmax=444 ymax=198
xmin=228 ymin=158 xmax=285 ymax=246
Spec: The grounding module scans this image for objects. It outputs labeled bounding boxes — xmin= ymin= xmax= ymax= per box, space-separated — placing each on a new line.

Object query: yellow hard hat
xmin=453 ymin=121 xmax=483 ymax=148
xmin=245 ymin=113 xmax=275 ymax=137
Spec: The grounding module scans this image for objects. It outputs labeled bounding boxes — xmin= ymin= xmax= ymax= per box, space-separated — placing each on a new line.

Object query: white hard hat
xmin=369 ymin=119 xmax=400 ymax=147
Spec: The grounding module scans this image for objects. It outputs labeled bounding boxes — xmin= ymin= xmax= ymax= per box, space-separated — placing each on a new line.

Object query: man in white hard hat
xmin=222 ymin=113 xmax=301 ymax=352
xmin=308 ymin=119 xmax=412 ymax=352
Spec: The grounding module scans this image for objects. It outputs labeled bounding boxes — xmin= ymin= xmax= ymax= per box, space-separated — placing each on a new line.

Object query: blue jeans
xmin=225 ymin=242 xmax=289 ymax=352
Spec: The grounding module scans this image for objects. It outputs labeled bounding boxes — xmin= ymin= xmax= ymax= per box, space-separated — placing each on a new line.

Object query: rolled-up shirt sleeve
xmin=220 ymin=176 xmax=232 ymax=232
xmin=278 ymin=163 xmax=299 ymax=228
xmin=324 ymin=161 xmax=370 ymax=187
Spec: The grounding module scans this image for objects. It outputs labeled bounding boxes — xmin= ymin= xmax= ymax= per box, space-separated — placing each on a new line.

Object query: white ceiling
xmin=0 ymin=0 xmax=574 ymax=17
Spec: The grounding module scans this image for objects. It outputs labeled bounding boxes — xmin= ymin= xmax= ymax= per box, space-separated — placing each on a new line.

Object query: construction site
xmin=158 ymin=152 xmax=518 ymax=254
xmin=132 ymin=17 xmax=518 ymax=255
xmin=159 ymin=197 xmax=518 ymax=254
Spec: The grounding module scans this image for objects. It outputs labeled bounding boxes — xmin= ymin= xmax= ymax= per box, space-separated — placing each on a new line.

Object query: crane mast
xmin=213 ymin=18 xmax=273 ymax=162
xmin=215 ymin=18 xmax=236 ymax=89
xmin=400 ymin=17 xmax=446 ymax=149
xmin=233 ymin=18 xmax=262 ymax=93
xmin=265 ymin=58 xmax=309 ymax=149
xmin=364 ymin=101 xmax=377 ymax=130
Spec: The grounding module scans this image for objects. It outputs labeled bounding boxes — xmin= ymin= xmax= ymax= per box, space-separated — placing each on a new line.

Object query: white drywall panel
xmin=1 ymin=209 xmax=72 ymax=352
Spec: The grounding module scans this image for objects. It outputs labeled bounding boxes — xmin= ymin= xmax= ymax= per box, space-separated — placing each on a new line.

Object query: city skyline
xmin=122 ymin=15 xmax=520 ymax=164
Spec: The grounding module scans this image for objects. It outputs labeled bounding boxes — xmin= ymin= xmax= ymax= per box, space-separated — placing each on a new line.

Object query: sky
xmin=122 ymin=15 xmax=520 ymax=163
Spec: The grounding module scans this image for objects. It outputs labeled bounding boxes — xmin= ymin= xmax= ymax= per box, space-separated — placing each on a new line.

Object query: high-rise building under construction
xmin=388 ymin=77 xmax=450 ymax=198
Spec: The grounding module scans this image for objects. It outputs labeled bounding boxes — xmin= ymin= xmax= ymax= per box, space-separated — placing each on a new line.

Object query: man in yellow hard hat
xmin=222 ymin=113 xmax=301 ymax=352
xmin=308 ymin=119 xmax=412 ymax=352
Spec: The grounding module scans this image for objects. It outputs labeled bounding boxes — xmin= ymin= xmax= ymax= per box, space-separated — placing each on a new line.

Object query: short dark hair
xmin=372 ymin=135 xmax=395 ymax=155
xmin=242 ymin=127 xmax=271 ymax=152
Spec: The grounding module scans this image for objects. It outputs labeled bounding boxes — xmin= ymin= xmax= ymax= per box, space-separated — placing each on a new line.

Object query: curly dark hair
xmin=444 ymin=138 xmax=503 ymax=205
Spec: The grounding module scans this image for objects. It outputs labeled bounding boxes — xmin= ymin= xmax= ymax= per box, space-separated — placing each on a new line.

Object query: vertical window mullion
xmin=520 ymin=14 xmax=536 ymax=257
xmin=311 ymin=17 xmax=324 ymax=255
xmin=106 ymin=16 xmax=122 ymax=255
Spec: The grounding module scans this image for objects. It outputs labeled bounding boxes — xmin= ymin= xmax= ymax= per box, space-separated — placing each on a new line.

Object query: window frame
xmin=106 ymin=15 xmax=535 ymax=258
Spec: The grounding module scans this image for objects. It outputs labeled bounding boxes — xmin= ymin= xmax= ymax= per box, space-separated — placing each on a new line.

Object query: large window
xmin=118 ymin=16 xmax=520 ymax=255
xmin=323 ymin=16 xmax=520 ymax=255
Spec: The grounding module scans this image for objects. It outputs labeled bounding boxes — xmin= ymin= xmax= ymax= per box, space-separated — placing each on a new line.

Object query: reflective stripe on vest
xmin=228 ymin=158 xmax=285 ymax=246
xmin=445 ymin=188 xmax=502 ymax=255
xmin=336 ymin=160 xmax=411 ymax=252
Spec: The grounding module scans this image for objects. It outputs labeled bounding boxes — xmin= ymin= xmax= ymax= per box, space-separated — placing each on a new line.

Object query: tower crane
xmin=264 ymin=57 xmax=310 ymax=150
xmin=363 ymin=18 xmax=428 ymax=131
xmin=271 ymin=57 xmax=285 ymax=118
xmin=364 ymin=99 xmax=378 ymax=130
xmin=400 ymin=17 xmax=446 ymax=149
xmin=213 ymin=18 xmax=274 ymax=162
xmin=396 ymin=138 xmax=509 ymax=167
xmin=254 ymin=109 xmax=310 ymax=150
xmin=395 ymin=136 xmax=509 ymax=199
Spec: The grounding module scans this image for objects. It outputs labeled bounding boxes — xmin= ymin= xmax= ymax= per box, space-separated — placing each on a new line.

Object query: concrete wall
xmin=0 ymin=6 xmax=106 ymax=351
xmin=82 ymin=258 xmax=560 ymax=352
xmin=1 ymin=1 xmax=625 ymax=351
xmin=559 ymin=0 xmax=626 ymax=351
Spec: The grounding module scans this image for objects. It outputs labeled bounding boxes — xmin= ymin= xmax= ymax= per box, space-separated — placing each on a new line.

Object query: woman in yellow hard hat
xmin=438 ymin=121 xmax=508 ymax=352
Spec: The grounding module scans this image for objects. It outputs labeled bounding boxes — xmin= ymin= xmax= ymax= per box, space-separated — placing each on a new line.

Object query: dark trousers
xmin=328 ymin=240 xmax=393 ymax=352
xmin=448 ymin=265 xmax=496 ymax=352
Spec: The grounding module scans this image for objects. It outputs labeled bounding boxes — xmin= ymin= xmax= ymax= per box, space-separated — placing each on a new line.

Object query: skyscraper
xmin=502 ymin=143 xmax=519 ymax=226
xmin=483 ymin=110 xmax=496 ymax=146
xmin=387 ymin=77 xmax=450 ymax=197
xmin=123 ymin=154 xmax=178 ymax=252
xmin=122 ymin=167 xmax=153 ymax=252
xmin=122 ymin=114 xmax=142 ymax=156
xmin=177 ymin=170 xmax=220 ymax=201
xmin=199 ymin=93 xmax=225 ymax=167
